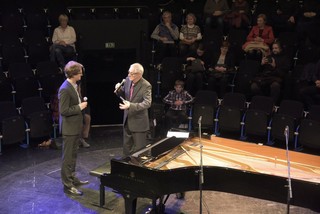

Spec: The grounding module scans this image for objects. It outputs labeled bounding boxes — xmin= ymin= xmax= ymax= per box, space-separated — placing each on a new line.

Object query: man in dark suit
xmin=59 ymin=61 xmax=88 ymax=196
xmin=115 ymin=63 xmax=152 ymax=156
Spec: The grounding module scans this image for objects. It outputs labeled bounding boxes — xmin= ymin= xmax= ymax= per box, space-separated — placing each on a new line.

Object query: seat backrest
xmin=160 ymin=57 xmax=183 ymax=92
xmin=36 ymin=61 xmax=61 ymax=77
xmin=194 ymin=90 xmax=218 ymax=107
xmin=249 ymin=95 xmax=274 ymax=115
xmin=0 ymin=78 xmax=14 ymax=102
xmin=238 ymin=59 xmax=260 ymax=74
xmin=23 ymin=30 xmax=48 ymax=46
xmin=278 ymin=100 xmax=304 ymax=119
xmin=308 ymin=105 xmax=320 ymax=122
xmin=9 ymin=62 xmax=34 ymax=80
xmin=228 ymin=28 xmax=248 ymax=47
xmin=0 ymin=101 xmax=17 ymax=121
xmin=221 ymin=92 xmax=246 ymax=110
xmin=21 ymin=96 xmax=47 ymax=117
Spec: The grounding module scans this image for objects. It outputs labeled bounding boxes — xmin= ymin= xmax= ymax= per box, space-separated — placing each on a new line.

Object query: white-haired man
xmin=115 ymin=63 xmax=152 ymax=156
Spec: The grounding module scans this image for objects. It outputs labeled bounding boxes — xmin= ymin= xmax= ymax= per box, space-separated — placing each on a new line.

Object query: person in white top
xmin=50 ymin=14 xmax=76 ymax=68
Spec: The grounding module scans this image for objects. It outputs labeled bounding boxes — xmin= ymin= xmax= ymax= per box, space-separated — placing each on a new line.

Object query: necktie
xmin=129 ymin=83 xmax=134 ymax=100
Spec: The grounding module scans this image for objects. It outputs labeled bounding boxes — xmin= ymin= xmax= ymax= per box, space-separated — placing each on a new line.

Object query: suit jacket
xmin=117 ymin=77 xmax=152 ymax=132
xmin=58 ymin=79 xmax=83 ymax=135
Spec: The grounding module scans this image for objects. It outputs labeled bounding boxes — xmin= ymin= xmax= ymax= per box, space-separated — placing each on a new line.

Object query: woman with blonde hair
xmin=179 ymin=13 xmax=202 ymax=56
xmin=242 ymin=14 xmax=275 ymax=57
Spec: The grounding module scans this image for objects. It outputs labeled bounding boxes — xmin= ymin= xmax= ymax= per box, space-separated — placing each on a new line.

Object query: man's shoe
xmin=73 ymin=180 xmax=89 ymax=186
xmin=64 ymin=186 xmax=83 ymax=196
xmin=79 ymin=138 xmax=90 ymax=148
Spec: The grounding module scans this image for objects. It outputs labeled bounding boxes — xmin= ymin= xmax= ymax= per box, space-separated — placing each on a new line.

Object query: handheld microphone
xmin=114 ymin=79 xmax=126 ymax=93
xmin=284 ymin=125 xmax=289 ymax=136
xmin=198 ymin=116 xmax=202 ymax=125
xmin=83 ymin=97 xmax=88 ymax=102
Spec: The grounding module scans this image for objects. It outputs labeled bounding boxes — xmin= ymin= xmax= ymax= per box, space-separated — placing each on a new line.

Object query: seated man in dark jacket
xmin=299 ymin=59 xmax=320 ymax=110
xmin=251 ymin=40 xmax=291 ymax=104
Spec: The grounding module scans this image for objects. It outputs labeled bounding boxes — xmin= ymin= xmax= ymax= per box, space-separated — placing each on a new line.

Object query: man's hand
xmin=119 ymin=100 xmax=130 ymax=110
xmin=315 ymin=80 xmax=320 ymax=88
xmin=213 ymin=11 xmax=223 ymax=16
xmin=174 ymin=100 xmax=183 ymax=106
xmin=159 ymin=37 xmax=168 ymax=42
xmin=79 ymin=102 xmax=88 ymax=110
xmin=59 ymin=41 xmax=67 ymax=46
xmin=115 ymin=83 xmax=121 ymax=89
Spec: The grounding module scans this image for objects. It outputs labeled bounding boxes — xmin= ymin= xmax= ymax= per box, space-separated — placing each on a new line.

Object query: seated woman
xmin=179 ymin=13 xmax=202 ymax=57
xmin=242 ymin=14 xmax=275 ymax=59
xmin=207 ymin=41 xmax=235 ymax=98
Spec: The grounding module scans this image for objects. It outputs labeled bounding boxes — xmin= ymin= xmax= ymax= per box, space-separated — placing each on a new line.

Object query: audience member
xmin=77 ymin=82 xmax=91 ymax=148
xmin=203 ymin=0 xmax=230 ymax=30
xmin=207 ymin=40 xmax=235 ymax=98
xmin=184 ymin=44 xmax=211 ymax=96
xmin=242 ymin=14 xmax=275 ymax=59
xmin=179 ymin=13 xmax=202 ymax=57
xmin=224 ymin=0 xmax=250 ymax=30
xmin=115 ymin=63 xmax=152 ymax=156
xmin=50 ymin=14 xmax=77 ymax=68
xmin=271 ymin=0 xmax=299 ymax=34
xmin=151 ymin=11 xmax=179 ymax=64
xmin=250 ymin=40 xmax=290 ymax=104
xmin=163 ymin=80 xmax=194 ymax=131
xmin=299 ymin=59 xmax=320 ymax=110
xmin=296 ymin=0 xmax=320 ymax=46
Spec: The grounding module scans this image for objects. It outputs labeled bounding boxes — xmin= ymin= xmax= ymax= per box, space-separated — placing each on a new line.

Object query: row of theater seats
xmin=0 ymin=30 xmax=52 ymax=70
xmin=183 ymin=90 xmax=320 ymax=153
xmin=0 ymin=96 xmax=56 ymax=154
xmin=1 ymin=88 xmax=319 ymax=155
xmin=0 ymin=61 xmax=65 ymax=107
xmin=150 ymin=56 xmax=316 ymax=103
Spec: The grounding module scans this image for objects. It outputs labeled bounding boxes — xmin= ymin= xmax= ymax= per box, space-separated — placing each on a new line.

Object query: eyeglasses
xmin=128 ymin=72 xmax=139 ymax=76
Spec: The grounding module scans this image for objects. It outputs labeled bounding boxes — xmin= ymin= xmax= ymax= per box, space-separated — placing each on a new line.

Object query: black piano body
xmin=98 ymin=137 xmax=320 ymax=214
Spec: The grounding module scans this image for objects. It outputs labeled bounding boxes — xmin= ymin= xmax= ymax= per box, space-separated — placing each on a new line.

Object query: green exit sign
xmin=105 ymin=42 xmax=115 ymax=48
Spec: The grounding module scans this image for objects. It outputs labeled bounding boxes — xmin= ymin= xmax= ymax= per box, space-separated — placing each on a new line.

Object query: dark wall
xmin=70 ymin=19 xmax=148 ymax=125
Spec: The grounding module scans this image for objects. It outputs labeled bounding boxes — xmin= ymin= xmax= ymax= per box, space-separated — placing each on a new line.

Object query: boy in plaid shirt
xmin=163 ymin=80 xmax=194 ymax=130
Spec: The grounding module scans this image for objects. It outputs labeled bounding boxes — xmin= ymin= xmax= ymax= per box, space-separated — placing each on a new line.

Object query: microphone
xmin=114 ymin=79 xmax=126 ymax=93
xmin=284 ymin=125 xmax=289 ymax=137
xmin=83 ymin=97 xmax=88 ymax=102
xmin=198 ymin=116 xmax=202 ymax=125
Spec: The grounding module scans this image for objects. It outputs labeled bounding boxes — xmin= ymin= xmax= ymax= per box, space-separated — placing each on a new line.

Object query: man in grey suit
xmin=115 ymin=63 xmax=152 ymax=156
xmin=59 ymin=61 xmax=89 ymax=196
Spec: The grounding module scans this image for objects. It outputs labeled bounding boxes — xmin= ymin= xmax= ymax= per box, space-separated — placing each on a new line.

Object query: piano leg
xmin=99 ymin=183 xmax=105 ymax=207
xmin=124 ymin=196 xmax=137 ymax=214
xmin=150 ymin=197 xmax=166 ymax=214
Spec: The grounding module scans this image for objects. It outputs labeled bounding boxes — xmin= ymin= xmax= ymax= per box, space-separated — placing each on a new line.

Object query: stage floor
xmin=0 ymin=127 xmax=318 ymax=214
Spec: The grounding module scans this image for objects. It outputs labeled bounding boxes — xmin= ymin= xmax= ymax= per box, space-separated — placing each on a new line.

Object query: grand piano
xmin=91 ymin=136 xmax=320 ymax=214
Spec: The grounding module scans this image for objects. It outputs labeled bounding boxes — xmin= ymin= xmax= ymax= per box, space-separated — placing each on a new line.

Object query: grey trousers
xmin=61 ymin=135 xmax=80 ymax=188
xmin=123 ymin=124 xmax=148 ymax=156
